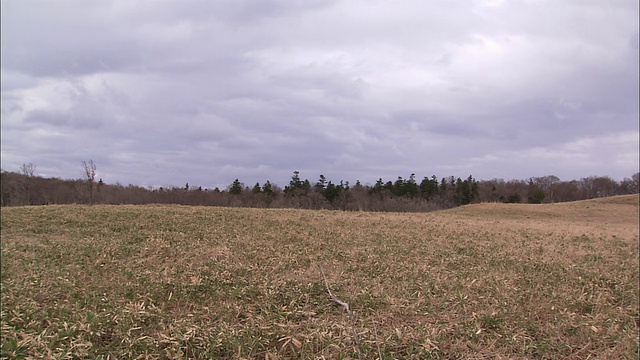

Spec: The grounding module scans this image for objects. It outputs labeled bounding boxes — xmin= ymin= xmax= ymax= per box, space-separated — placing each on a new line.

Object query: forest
xmin=1 ymin=163 xmax=638 ymax=212
xmin=0 ymin=160 xmax=640 ymax=212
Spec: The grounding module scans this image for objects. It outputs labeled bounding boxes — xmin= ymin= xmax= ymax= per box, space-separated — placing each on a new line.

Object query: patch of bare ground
xmin=2 ymin=195 xmax=638 ymax=358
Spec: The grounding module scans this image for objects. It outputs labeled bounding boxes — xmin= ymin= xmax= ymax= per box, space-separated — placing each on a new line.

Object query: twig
xmin=372 ymin=318 xmax=383 ymax=360
xmin=319 ymin=265 xmax=362 ymax=360
xmin=570 ymin=341 xmax=593 ymax=359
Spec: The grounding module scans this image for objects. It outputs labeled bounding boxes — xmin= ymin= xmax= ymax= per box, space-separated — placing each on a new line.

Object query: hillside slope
xmin=442 ymin=194 xmax=639 ymax=238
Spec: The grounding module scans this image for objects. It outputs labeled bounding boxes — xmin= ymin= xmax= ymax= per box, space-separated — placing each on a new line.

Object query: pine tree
xmin=315 ymin=175 xmax=327 ymax=192
xmin=263 ymin=181 xmax=274 ymax=196
xmin=229 ymin=179 xmax=243 ymax=195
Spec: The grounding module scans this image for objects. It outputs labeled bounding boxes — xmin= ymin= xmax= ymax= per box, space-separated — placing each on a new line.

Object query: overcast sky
xmin=2 ymin=0 xmax=638 ymax=189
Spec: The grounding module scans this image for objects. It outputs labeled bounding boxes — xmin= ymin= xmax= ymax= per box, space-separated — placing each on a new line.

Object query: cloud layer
xmin=2 ymin=0 xmax=638 ymax=188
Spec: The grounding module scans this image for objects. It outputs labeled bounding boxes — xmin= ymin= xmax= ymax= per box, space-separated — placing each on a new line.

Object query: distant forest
xmin=1 ymin=162 xmax=638 ymax=211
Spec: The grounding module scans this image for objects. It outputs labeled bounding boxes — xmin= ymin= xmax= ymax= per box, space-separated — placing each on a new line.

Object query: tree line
xmin=1 ymin=162 xmax=638 ymax=211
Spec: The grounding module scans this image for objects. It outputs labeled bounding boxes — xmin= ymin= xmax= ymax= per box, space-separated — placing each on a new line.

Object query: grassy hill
xmin=2 ymin=195 xmax=638 ymax=358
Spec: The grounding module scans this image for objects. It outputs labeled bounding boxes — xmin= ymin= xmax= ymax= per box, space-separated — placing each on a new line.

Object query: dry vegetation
xmin=1 ymin=195 xmax=638 ymax=359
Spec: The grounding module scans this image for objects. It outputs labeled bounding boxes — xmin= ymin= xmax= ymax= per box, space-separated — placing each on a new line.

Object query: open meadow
xmin=1 ymin=195 xmax=638 ymax=359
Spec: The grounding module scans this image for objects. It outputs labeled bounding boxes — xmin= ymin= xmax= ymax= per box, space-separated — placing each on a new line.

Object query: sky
xmin=1 ymin=0 xmax=638 ymax=190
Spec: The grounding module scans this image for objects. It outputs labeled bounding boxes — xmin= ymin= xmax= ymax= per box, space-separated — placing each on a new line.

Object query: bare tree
xmin=82 ymin=159 xmax=97 ymax=205
xmin=620 ymin=173 xmax=640 ymax=194
xmin=19 ymin=163 xmax=37 ymax=204
xmin=580 ymin=176 xmax=619 ymax=198
xmin=531 ymin=175 xmax=560 ymax=203
xmin=20 ymin=163 xmax=36 ymax=177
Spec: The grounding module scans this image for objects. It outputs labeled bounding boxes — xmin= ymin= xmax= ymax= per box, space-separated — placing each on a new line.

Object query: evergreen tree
xmin=323 ymin=181 xmax=340 ymax=203
xmin=405 ymin=173 xmax=418 ymax=197
xmin=453 ymin=175 xmax=478 ymax=205
xmin=384 ymin=181 xmax=394 ymax=193
xmin=440 ymin=177 xmax=448 ymax=191
xmin=315 ymin=175 xmax=327 ymax=192
xmin=342 ymin=180 xmax=349 ymax=191
xmin=527 ymin=179 xmax=545 ymax=204
xmin=302 ymin=179 xmax=311 ymax=191
xmin=505 ymin=193 xmax=522 ymax=203
xmin=420 ymin=175 xmax=439 ymax=200
xmin=372 ymin=178 xmax=384 ymax=194
xmin=229 ymin=179 xmax=243 ymax=195
xmin=284 ymin=171 xmax=302 ymax=195
xmin=263 ymin=181 xmax=274 ymax=196
xmin=284 ymin=171 xmax=310 ymax=196
xmin=393 ymin=176 xmax=405 ymax=196
xmin=470 ymin=175 xmax=479 ymax=200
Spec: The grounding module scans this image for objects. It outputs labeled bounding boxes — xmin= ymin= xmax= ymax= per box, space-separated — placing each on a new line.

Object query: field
xmin=1 ymin=195 xmax=638 ymax=359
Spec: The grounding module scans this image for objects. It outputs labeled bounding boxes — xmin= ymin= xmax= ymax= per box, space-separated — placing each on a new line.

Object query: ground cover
xmin=1 ymin=195 xmax=638 ymax=358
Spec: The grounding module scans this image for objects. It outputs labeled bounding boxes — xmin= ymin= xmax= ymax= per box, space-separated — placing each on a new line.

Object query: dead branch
xmin=319 ymin=265 xmax=362 ymax=360
xmin=570 ymin=341 xmax=593 ymax=359
xmin=373 ymin=318 xmax=383 ymax=360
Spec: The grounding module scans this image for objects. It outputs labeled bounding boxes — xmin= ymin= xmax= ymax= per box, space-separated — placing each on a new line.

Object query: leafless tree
xmin=19 ymin=163 xmax=37 ymax=204
xmin=530 ymin=175 xmax=560 ymax=202
xmin=82 ymin=159 xmax=97 ymax=205
xmin=579 ymin=176 xmax=619 ymax=198
xmin=20 ymin=163 xmax=36 ymax=177
xmin=620 ymin=173 xmax=640 ymax=194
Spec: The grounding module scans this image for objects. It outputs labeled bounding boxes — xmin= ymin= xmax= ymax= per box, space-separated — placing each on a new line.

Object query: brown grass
xmin=1 ymin=195 xmax=638 ymax=358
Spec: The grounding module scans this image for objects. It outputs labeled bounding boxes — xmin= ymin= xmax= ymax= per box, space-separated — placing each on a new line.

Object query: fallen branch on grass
xmin=318 ymin=264 xmax=362 ymax=360
xmin=373 ymin=319 xmax=383 ymax=360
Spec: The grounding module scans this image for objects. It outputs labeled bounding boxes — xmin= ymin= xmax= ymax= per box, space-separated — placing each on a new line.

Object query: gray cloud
xmin=2 ymin=0 xmax=638 ymax=189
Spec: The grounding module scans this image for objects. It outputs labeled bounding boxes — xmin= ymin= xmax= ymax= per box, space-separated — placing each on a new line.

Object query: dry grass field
xmin=1 ymin=195 xmax=638 ymax=359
